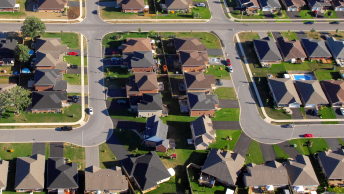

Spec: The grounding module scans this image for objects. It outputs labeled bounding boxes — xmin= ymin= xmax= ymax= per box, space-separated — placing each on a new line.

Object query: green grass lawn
xmin=205 ymin=65 xmax=231 ymax=79
xmin=214 ymin=87 xmax=237 ymax=100
xmin=42 ymin=32 xmax=81 ymax=49
xmin=246 ymin=141 xmax=265 ymax=164
xmin=188 ymin=167 xmax=227 ymax=194
xmin=64 ymin=56 xmax=87 ymax=67
xmin=209 ymin=130 xmax=241 ymax=150
xmin=0 ymin=77 xmax=9 ymax=84
xmin=156 ymin=7 xmax=211 ymax=19
xmin=99 ymin=142 xmax=119 ymax=169
xmin=273 ymin=145 xmax=290 ymax=161
xmin=281 ymin=31 xmax=299 ymax=40
xmin=1 ymin=104 xmax=82 ymax=123
xmin=105 ymin=66 xmax=131 ymax=78
xmin=289 ymin=138 xmax=329 ymax=155
xmin=231 ymin=10 xmax=265 ymax=19
xmin=319 ymin=106 xmax=338 ymax=124
xmin=63 ymin=74 xmax=88 ymax=85
xmin=323 ymin=10 xmax=338 ymax=19
xmin=45 ymin=143 xmax=50 ymax=159
xmin=299 ymin=10 xmax=314 ymax=19
xmin=64 ymin=143 xmax=85 ymax=170
xmin=212 ymin=108 xmax=240 ymax=121
xmin=160 ymin=32 xmax=222 ymax=49
xmin=272 ymin=10 xmax=290 ymax=19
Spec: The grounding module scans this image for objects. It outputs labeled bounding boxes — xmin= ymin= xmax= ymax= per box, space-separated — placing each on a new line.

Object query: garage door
xmin=289 ymin=103 xmax=300 ymax=108
xmin=293 ymin=8 xmax=297 ymax=11
xmin=340 ymin=8 xmax=344 ymax=11
xmin=305 ymin=104 xmax=316 ymax=108
xmin=288 ymin=8 xmax=292 ymax=11
xmin=262 ymin=7 xmax=271 ymax=11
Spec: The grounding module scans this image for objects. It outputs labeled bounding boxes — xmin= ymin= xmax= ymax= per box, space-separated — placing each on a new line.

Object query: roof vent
xmin=107 ymin=175 xmax=110 ymax=176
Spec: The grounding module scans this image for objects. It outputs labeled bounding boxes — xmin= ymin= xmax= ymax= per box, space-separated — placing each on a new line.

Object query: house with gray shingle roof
xmin=253 ymin=37 xmax=282 ymax=67
xmin=258 ymin=0 xmax=281 ymax=11
xmin=15 ymin=154 xmax=45 ymax=192
xmin=187 ymin=92 xmax=219 ymax=117
xmin=190 ymin=115 xmax=216 ymax=150
xmin=268 ymin=78 xmax=301 ymax=107
xmin=31 ymin=91 xmax=67 ymax=113
xmin=0 ymin=32 xmax=17 ymax=66
xmin=321 ymin=80 xmax=344 ymax=107
xmin=0 ymin=160 xmax=9 ymax=190
xmin=174 ymin=38 xmax=207 ymax=53
xmin=332 ymin=0 xmax=344 ymax=11
xmin=123 ymin=51 xmax=156 ymax=72
xmin=295 ymin=80 xmax=329 ymax=107
xmin=285 ymin=155 xmax=319 ymax=193
xmin=47 ymin=157 xmax=78 ymax=192
xmin=275 ymin=36 xmax=307 ymax=63
xmin=200 ymin=149 xmax=245 ymax=187
xmin=0 ymin=0 xmax=16 ymax=12
xmin=308 ymin=0 xmax=332 ymax=11
xmin=301 ymin=38 xmax=332 ymax=60
xmin=162 ymin=0 xmax=192 ymax=11
xmin=318 ymin=149 xmax=344 ymax=186
xmin=34 ymin=69 xmax=67 ymax=91
xmin=137 ymin=93 xmax=166 ymax=117
xmin=325 ymin=36 xmax=344 ymax=65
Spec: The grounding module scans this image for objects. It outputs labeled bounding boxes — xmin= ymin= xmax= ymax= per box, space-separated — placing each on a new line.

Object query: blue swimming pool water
xmin=293 ymin=74 xmax=313 ymax=80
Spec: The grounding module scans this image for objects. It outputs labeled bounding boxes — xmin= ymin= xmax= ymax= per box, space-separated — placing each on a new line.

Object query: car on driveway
xmin=197 ymin=3 xmax=205 ymax=7
xmin=304 ymin=21 xmax=314 ymax=25
xmin=89 ymin=107 xmax=93 ymax=115
xmin=312 ymin=108 xmax=319 ymax=116
xmin=69 ymin=65 xmax=78 ymax=69
xmin=284 ymin=124 xmax=294 ymax=128
xmin=215 ymin=79 xmax=223 ymax=86
xmin=61 ymin=126 xmax=73 ymax=131
xmin=330 ymin=21 xmax=340 ymax=24
xmin=304 ymin=134 xmax=313 ymax=138
xmin=228 ymin=66 xmax=233 ymax=73
xmin=69 ymin=52 xmax=78 ymax=56
xmin=227 ymin=59 xmax=231 ymax=66
xmin=117 ymin=100 xmax=126 ymax=104
xmin=340 ymin=107 xmax=344 ymax=115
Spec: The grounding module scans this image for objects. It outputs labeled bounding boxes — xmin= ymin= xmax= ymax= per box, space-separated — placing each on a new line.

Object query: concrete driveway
xmin=67 ymin=84 xmax=89 ymax=93
xmin=50 ymin=142 xmax=64 ymax=157
xmin=259 ymin=143 xmax=276 ymax=162
xmin=98 ymin=1 xmax=117 ymax=7
xmin=304 ymin=108 xmax=320 ymax=119
xmin=107 ymin=89 xmax=126 ymax=98
xmin=216 ymin=79 xmax=233 ymax=87
xmin=86 ymin=146 xmax=100 ymax=167
xmin=207 ymin=49 xmax=223 ymax=56
xmin=336 ymin=11 xmax=344 ymax=18
xmin=325 ymin=138 xmax=342 ymax=151
xmin=233 ymin=133 xmax=252 ymax=157
xmin=333 ymin=107 xmax=344 ymax=124
xmin=218 ymin=99 xmax=239 ymax=108
xmin=295 ymin=31 xmax=308 ymax=40
xmin=32 ymin=143 xmax=45 ymax=155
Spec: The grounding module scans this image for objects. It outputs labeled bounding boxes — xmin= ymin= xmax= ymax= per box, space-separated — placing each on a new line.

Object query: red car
xmin=69 ymin=51 xmax=78 ymax=56
xmin=304 ymin=134 xmax=313 ymax=138
xmin=227 ymin=59 xmax=231 ymax=66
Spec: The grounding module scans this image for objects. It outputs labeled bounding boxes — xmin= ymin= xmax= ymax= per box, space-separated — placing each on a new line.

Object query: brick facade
xmin=190 ymin=110 xmax=215 ymax=117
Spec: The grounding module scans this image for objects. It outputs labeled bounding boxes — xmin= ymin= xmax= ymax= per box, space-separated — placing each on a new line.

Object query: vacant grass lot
xmin=214 ymin=87 xmax=237 ymax=100
xmin=42 ymin=32 xmax=81 ymax=49
xmin=64 ymin=56 xmax=87 ymax=67
xmin=212 ymin=108 xmax=240 ymax=121
xmin=205 ymin=65 xmax=231 ymax=79
xmin=64 ymin=74 xmax=88 ymax=85
xmin=64 ymin=143 xmax=85 ymax=170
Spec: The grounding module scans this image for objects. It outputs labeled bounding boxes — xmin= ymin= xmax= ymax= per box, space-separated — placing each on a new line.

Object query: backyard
xmin=205 ymin=65 xmax=231 ymax=79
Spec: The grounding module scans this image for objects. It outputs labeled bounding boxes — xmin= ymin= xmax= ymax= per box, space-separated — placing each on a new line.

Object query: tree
xmin=14 ymin=44 xmax=30 ymax=64
xmin=20 ymin=16 xmax=46 ymax=39
xmin=336 ymin=29 xmax=339 ymax=34
xmin=138 ymin=28 xmax=142 ymax=34
xmin=149 ymin=30 xmax=155 ymax=36
xmin=0 ymin=86 xmax=31 ymax=114
xmin=311 ymin=28 xmax=316 ymax=33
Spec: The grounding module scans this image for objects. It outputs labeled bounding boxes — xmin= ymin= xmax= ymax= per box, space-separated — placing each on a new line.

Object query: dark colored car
xmin=330 ymin=21 xmax=340 ymax=24
xmin=215 ymin=79 xmax=223 ymax=86
xmin=61 ymin=126 xmax=73 ymax=131
xmin=72 ymin=95 xmax=80 ymax=100
xmin=69 ymin=65 xmax=78 ymax=69
xmin=312 ymin=108 xmax=319 ymax=116
xmin=72 ymin=98 xmax=78 ymax=103
xmin=284 ymin=124 xmax=294 ymax=128
xmin=227 ymin=59 xmax=231 ymax=66
xmin=304 ymin=21 xmax=314 ymax=25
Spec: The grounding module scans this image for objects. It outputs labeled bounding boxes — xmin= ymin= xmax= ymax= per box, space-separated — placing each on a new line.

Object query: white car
xmin=228 ymin=66 xmax=233 ymax=73
xmin=197 ymin=3 xmax=205 ymax=7
xmin=340 ymin=107 xmax=344 ymax=115
xmin=89 ymin=107 xmax=93 ymax=115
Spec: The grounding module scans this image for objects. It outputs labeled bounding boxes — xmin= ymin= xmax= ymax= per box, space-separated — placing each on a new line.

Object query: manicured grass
xmin=323 ymin=10 xmax=338 ymax=19
xmin=188 ymin=167 xmax=227 ymax=194
xmin=214 ymin=87 xmax=237 ymax=100
xmin=0 ymin=77 xmax=9 ymax=84
xmin=156 ymin=7 xmax=211 ymax=19
xmin=100 ymin=7 xmax=149 ymax=20
xmin=64 ymin=56 xmax=87 ymax=67
xmin=63 ymin=74 xmax=88 ymax=85
xmin=1 ymin=104 xmax=82 ymax=123
xmin=0 ymin=66 xmax=14 ymax=74
xmin=212 ymin=108 xmax=240 ymax=121
xmin=105 ymin=66 xmax=131 ymax=78
xmin=299 ymin=10 xmax=314 ymax=19
xmin=273 ymin=145 xmax=290 ymax=161
xmin=289 ymin=138 xmax=329 ymax=155
xmin=160 ymin=32 xmax=222 ymax=49
xmin=209 ymin=130 xmax=241 ymax=150
xmin=272 ymin=10 xmax=290 ymax=19
xmin=231 ymin=10 xmax=265 ymax=19
xmin=0 ymin=143 xmax=32 ymax=160
xmin=245 ymin=141 xmax=265 ymax=164
xmin=45 ymin=143 xmax=50 ymax=160
xmin=109 ymin=109 xmax=147 ymax=123
xmin=338 ymin=138 xmax=344 ymax=146
xmin=319 ymin=106 xmax=338 ymax=124
xmin=99 ymin=142 xmax=118 ymax=169
xmin=205 ymin=65 xmax=231 ymax=79
xmin=281 ymin=31 xmax=299 ymax=40
xmin=64 ymin=143 xmax=85 ymax=170
xmin=42 ymin=32 xmax=81 ymax=49
xmin=328 ymin=186 xmax=344 ymax=193
xmin=103 ymin=32 xmax=155 ymax=48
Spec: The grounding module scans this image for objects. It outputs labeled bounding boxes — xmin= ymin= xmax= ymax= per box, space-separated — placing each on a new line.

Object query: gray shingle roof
xmin=34 ymin=69 xmax=67 ymax=90
xmin=318 ymin=149 xmax=344 ymax=180
xmin=0 ymin=160 xmax=9 ymax=188
xmin=301 ymin=38 xmax=332 ymax=58
xmin=165 ymin=0 xmax=192 ymax=10
xmin=253 ymin=37 xmax=282 ymax=61
xmin=85 ymin=166 xmax=128 ymax=191
xmin=259 ymin=0 xmax=281 ymax=8
xmin=321 ymin=80 xmax=344 ymax=104
xmin=202 ymin=149 xmax=245 ymax=185
xmin=285 ymin=155 xmax=319 ymax=186
xmin=138 ymin=93 xmax=163 ymax=111
xmin=144 ymin=115 xmax=168 ymax=142
xmin=275 ymin=37 xmax=307 ymax=60
xmin=325 ymin=36 xmax=344 ymax=60
xmin=37 ymin=0 xmax=67 ymax=10
xmin=188 ymin=92 xmax=219 ymax=110
xmin=127 ymin=51 xmax=154 ymax=69
xmin=0 ymin=0 xmax=15 ymax=8
xmin=295 ymin=80 xmax=329 ymax=105
xmin=0 ymin=38 xmax=17 ymax=59
xmin=190 ymin=115 xmax=215 ymax=139
xmin=47 ymin=157 xmax=78 ymax=190
xmin=32 ymin=91 xmax=67 ymax=110
xmin=15 ymin=154 xmax=45 ymax=190
xmin=269 ymin=78 xmax=301 ymax=105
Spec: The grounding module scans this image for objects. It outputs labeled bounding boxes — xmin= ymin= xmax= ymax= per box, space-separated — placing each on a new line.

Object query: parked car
xmin=330 ymin=21 xmax=340 ymax=24
xmin=215 ymin=79 xmax=223 ymax=86
xmin=304 ymin=134 xmax=313 ymax=138
xmin=340 ymin=107 xmax=344 ymax=115
xmin=312 ymin=108 xmax=319 ymax=116
xmin=228 ymin=66 xmax=233 ymax=73
xmin=72 ymin=98 xmax=78 ymax=103
xmin=89 ymin=107 xmax=93 ymax=115
xmin=284 ymin=124 xmax=294 ymax=128
xmin=197 ymin=3 xmax=205 ymax=7
xmin=111 ymin=57 xmax=120 ymax=61
xmin=72 ymin=95 xmax=80 ymax=100
xmin=227 ymin=59 xmax=231 ymax=66
xmin=69 ymin=65 xmax=78 ymax=69
xmin=304 ymin=21 xmax=314 ymax=25
xmin=69 ymin=52 xmax=77 ymax=56
xmin=61 ymin=126 xmax=73 ymax=131
xmin=117 ymin=100 xmax=126 ymax=104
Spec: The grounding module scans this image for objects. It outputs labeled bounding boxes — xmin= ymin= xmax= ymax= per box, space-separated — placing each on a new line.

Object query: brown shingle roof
xmin=174 ymin=38 xmax=207 ymax=52
xmin=126 ymin=72 xmax=158 ymax=95
xmin=295 ymin=80 xmax=329 ymax=105
xmin=321 ymin=80 xmax=344 ymax=104
xmin=276 ymin=37 xmax=307 ymax=60
xmin=165 ymin=0 xmax=192 ymax=10
xmin=180 ymin=51 xmax=207 ymax=68
xmin=184 ymin=72 xmax=215 ymax=90
xmin=285 ymin=155 xmax=319 ymax=186
xmin=0 ymin=160 xmax=9 ymax=188
xmin=37 ymin=0 xmax=67 ymax=9
xmin=122 ymin=38 xmax=151 ymax=53
xmin=119 ymin=0 xmax=145 ymax=9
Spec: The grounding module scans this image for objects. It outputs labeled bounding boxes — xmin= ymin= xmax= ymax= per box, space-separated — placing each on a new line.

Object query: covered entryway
xmin=262 ymin=7 xmax=271 ymax=11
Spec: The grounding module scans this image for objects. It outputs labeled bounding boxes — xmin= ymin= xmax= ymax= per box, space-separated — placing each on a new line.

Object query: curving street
xmin=0 ymin=0 xmax=344 ymax=145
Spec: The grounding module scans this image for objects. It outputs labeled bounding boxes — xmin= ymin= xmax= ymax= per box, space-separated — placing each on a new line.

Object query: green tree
xmin=311 ymin=28 xmax=316 ymax=33
xmin=149 ymin=30 xmax=156 ymax=36
xmin=20 ymin=16 xmax=46 ymax=39
xmin=138 ymin=28 xmax=142 ymax=34
xmin=0 ymin=86 xmax=31 ymax=114
xmin=14 ymin=44 xmax=30 ymax=64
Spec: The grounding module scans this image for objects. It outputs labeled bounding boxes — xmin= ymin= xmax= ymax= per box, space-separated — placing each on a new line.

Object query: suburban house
xmin=332 ymin=0 xmax=344 ymax=10
xmin=301 ymin=38 xmax=332 ymax=60
xmin=0 ymin=0 xmax=18 ymax=12
xmin=126 ymin=72 xmax=158 ymax=97
xmin=0 ymin=32 xmax=17 ymax=66
xmin=0 ymin=84 xmax=16 ymax=94
xmin=137 ymin=93 xmax=167 ymax=117
xmin=14 ymin=154 xmax=45 ymax=192
xmin=325 ymin=36 xmax=344 ymax=65
xmin=35 ymin=0 xmax=68 ymax=12
xmin=117 ymin=0 xmax=145 ymax=13
xmin=282 ymin=0 xmax=306 ymax=10
xmin=285 ymin=155 xmax=320 ymax=193
xmin=47 ymin=157 xmax=78 ymax=193
xmin=275 ymin=36 xmax=307 ymax=63
xmin=121 ymin=38 xmax=152 ymax=54
xmin=253 ymin=37 xmax=282 ymax=67
xmin=34 ymin=69 xmax=67 ymax=91
xmin=321 ymin=80 xmax=344 ymax=107
xmin=0 ymin=160 xmax=9 ymax=190
xmin=190 ymin=115 xmax=216 ymax=150
xmin=318 ymin=149 xmax=344 ymax=186
xmin=184 ymin=72 xmax=215 ymax=94
xmin=244 ymin=161 xmax=289 ymax=191
xmin=308 ymin=0 xmax=332 ymax=11
xmin=85 ymin=166 xmax=128 ymax=193
xmin=268 ymin=78 xmax=301 ymax=108
xmin=295 ymin=80 xmax=329 ymax=107
xmin=237 ymin=0 xmax=261 ymax=14
xmin=144 ymin=115 xmax=174 ymax=152
xmin=123 ymin=51 xmax=156 ymax=72
xmin=179 ymin=51 xmax=208 ymax=72
xmin=122 ymin=151 xmax=173 ymax=193
xmin=187 ymin=92 xmax=219 ymax=117
xmin=31 ymin=91 xmax=67 ymax=113
xmin=258 ymin=0 xmax=282 ymax=11
xmin=174 ymin=37 xmax=207 ymax=53
xmin=162 ymin=0 xmax=192 ymax=11
xmin=200 ymin=149 xmax=245 ymax=187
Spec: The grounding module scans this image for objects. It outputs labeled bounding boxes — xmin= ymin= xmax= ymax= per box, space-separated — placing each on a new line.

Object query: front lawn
xmin=231 ymin=10 xmax=265 ymax=19
xmin=319 ymin=106 xmax=338 ymax=124
xmin=281 ymin=31 xmax=299 ymax=40
xmin=64 ymin=143 xmax=85 ymax=170
xmin=0 ymin=77 xmax=9 ymax=84
xmin=63 ymin=74 xmax=88 ymax=85
xmin=299 ymin=10 xmax=314 ymax=19
xmin=245 ymin=141 xmax=265 ymax=164
xmin=273 ymin=145 xmax=289 ymax=161
xmin=323 ymin=10 xmax=338 ymax=19
xmin=289 ymin=138 xmax=329 ymax=155
xmin=0 ymin=143 xmax=32 ymax=160
xmin=99 ymin=142 xmax=118 ymax=169
xmin=42 ymin=32 xmax=81 ymax=49
xmin=205 ymin=65 xmax=231 ymax=79
xmin=214 ymin=87 xmax=237 ymax=100
xmin=0 ymin=104 xmax=82 ymax=123
xmin=272 ymin=10 xmax=290 ymax=19
xmin=212 ymin=108 xmax=240 ymax=121
xmin=105 ymin=66 xmax=131 ymax=78
xmin=209 ymin=130 xmax=241 ymax=150
xmin=156 ymin=7 xmax=211 ymax=19
xmin=160 ymin=32 xmax=222 ymax=49
xmin=64 ymin=56 xmax=87 ymax=67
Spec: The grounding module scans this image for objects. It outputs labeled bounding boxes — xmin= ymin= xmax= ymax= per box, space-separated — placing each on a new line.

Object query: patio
xmin=198 ymin=173 xmax=216 ymax=188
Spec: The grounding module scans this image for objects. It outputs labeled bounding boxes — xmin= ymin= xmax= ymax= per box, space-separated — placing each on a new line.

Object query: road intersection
xmin=0 ymin=0 xmax=344 ymax=145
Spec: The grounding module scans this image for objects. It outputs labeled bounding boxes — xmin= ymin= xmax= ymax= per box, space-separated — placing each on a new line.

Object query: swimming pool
xmin=293 ymin=74 xmax=313 ymax=81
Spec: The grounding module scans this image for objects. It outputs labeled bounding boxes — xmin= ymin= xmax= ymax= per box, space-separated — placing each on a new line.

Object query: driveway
xmin=233 ymin=133 xmax=252 ymax=157
xmin=336 ymin=11 xmax=344 ymax=18
xmin=85 ymin=146 xmax=100 ymax=168
xmin=98 ymin=1 xmax=117 ymax=7
xmin=271 ymin=32 xmax=282 ymax=40
xmin=67 ymin=84 xmax=89 ymax=93
xmin=277 ymin=141 xmax=299 ymax=158
xmin=67 ymin=95 xmax=88 ymax=105
xmin=333 ymin=107 xmax=344 ymax=124
xmin=67 ymin=1 xmax=85 ymax=7
xmin=107 ymin=89 xmax=126 ymax=98
xmin=218 ymin=99 xmax=239 ymax=108
xmin=50 ymin=142 xmax=64 ymax=157
xmin=192 ymin=1 xmax=209 ymax=7
xmin=216 ymin=79 xmax=233 ymax=87
xmin=259 ymin=143 xmax=276 ymax=162
xmin=304 ymin=108 xmax=320 ymax=119
xmin=295 ymin=31 xmax=308 ymax=40
xmin=286 ymin=11 xmax=301 ymax=19
xmin=263 ymin=11 xmax=273 ymax=19
xmin=291 ymin=108 xmax=303 ymax=119
xmin=325 ymin=138 xmax=342 ymax=151
xmin=212 ymin=121 xmax=241 ymax=130
xmin=67 ymin=67 xmax=88 ymax=74
xmin=107 ymin=134 xmax=130 ymax=161
xmin=258 ymin=31 xmax=268 ymax=39
xmin=207 ymin=49 xmax=223 ymax=56
xmin=32 ymin=143 xmax=45 ymax=155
